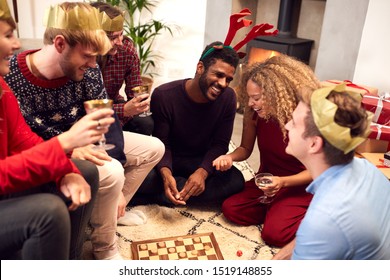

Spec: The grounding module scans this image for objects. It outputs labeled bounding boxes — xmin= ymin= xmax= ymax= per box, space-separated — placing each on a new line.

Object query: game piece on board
xmin=140 ymin=244 xmax=148 ymax=250
xmin=177 ymin=237 xmax=183 ymax=242
xmin=193 ymin=237 xmax=201 ymax=243
xmin=168 ymin=247 xmax=176 ymax=253
xmin=179 ymin=252 xmax=187 ymax=258
xmin=236 ymin=250 xmax=243 ymax=257
xmin=204 ymin=245 xmax=211 ymax=251
xmin=191 ymin=250 xmax=198 ymax=256
xmin=158 ymin=242 xmax=165 ymax=248
xmin=151 ymin=248 xmax=158 ymax=254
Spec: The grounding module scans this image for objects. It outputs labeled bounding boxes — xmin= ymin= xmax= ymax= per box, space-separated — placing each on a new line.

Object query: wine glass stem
xmin=99 ymin=134 xmax=107 ymax=148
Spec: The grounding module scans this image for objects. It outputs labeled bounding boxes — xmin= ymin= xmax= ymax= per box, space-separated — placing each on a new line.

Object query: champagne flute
xmin=132 ymin=85 xmax=152 ymax=117
xmin=83 ymin=99 xmax=115 ymax=150
xmin=255 ymin=173 xmax=274 ymax=204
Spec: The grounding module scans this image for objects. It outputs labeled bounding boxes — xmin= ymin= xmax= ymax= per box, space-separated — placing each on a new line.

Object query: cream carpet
xmin=83 ymin=142 xmax=279 ymax=260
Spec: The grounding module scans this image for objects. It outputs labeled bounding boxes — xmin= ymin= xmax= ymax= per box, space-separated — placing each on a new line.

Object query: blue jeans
xmin=0 ymin=193 xmax=70 ymax=259
xmin=67 ymin=160 xmax=99 ymax=259
xmin=0 ymin=159 xmax=99 ymax=259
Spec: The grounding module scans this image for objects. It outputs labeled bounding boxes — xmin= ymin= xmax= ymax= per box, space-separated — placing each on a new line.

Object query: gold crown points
xmin=0 ymin=0 xmax=12 ymax=20
xmin=43 ymin=5 xmax=102 ymax=31
xmin=100 ymin=11 xmax=124 ymax=32
xmin=311 ymin=83 xmax=372 ymax=154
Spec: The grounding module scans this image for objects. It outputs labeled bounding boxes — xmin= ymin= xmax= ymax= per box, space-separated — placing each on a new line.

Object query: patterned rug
xmin=83 ymin=142 xmax=279 ymax=260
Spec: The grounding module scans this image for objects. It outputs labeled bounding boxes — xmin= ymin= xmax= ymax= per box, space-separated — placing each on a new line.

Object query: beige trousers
xmin=90 ymin=131 xmax=164 ymax=259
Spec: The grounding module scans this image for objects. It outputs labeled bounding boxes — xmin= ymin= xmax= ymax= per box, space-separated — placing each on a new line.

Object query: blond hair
xmin=43 ymin=2 xmax=111 ymax=55
xmin=239 ymin=54 xmax=321 ymax=138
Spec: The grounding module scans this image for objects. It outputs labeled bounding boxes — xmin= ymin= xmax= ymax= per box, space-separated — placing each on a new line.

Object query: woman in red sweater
xmin=213 ymin=54 xmax=320 ymax=251
xmin=0 ymin=0 xmax=114 ymax=259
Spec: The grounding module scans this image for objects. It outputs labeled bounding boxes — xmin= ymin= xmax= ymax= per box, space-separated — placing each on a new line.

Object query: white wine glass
xmin=255 ymin=173 xmax=274 ymax=204
xmin=132 ymin=85 xmax=152 ymax=117
xmin=83 ymin=99 xmax=115 ymax=150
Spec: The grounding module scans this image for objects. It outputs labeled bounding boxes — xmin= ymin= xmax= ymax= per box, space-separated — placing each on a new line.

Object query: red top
xmin=256 ymin=116 xmax=306 ymax=177
xmin=0 ymin=77 xmax=79 ymax=195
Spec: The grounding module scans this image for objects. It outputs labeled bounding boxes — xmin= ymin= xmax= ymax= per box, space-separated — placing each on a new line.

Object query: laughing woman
xmin=213 ymin=54 xmax=321 ymax=253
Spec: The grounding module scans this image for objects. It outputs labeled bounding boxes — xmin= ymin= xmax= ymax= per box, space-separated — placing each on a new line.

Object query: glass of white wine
xmin=132 ymin=85 xmax=152 ymax=117
xmin=255 ymin=173 xmax=274 ymax=204
xmin=83 ymin=99 xmax=115 ymax=150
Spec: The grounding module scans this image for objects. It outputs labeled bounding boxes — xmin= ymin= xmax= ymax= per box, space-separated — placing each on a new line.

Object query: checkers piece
xmin=131 ymin=232 xmax=224 ymax=260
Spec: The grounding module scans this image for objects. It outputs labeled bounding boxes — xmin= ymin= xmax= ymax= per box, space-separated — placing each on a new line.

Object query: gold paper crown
xmin=0 ymin=0 xmax=12 ymax=20
xmin=43 ymin=4 xmax=102 ymax=31
xmin=311 ymin=83 xmax=373 ymax=154
xmin=100 ymin=11 xmax=124 ymax=32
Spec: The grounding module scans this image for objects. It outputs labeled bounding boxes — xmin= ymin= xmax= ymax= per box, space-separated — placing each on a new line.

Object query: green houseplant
xmin=100 ymin=0 xmax=175 ymax=77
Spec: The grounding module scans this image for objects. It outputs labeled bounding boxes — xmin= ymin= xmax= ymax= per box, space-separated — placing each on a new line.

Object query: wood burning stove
xmin=245 ymin=0 xmax=314 ymax=65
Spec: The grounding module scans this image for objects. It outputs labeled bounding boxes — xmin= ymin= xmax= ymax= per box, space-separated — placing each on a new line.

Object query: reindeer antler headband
xmin=201 ymin=8 xmax=278 ymax=60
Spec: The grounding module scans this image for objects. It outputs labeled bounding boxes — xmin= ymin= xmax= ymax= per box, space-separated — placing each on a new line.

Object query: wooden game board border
xmin=131 ymin=232 xmax=224 ymax=260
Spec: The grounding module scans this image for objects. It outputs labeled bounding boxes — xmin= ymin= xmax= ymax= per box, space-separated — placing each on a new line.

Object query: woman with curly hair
xmin=213 ymin=54 xmax=321 ymax=250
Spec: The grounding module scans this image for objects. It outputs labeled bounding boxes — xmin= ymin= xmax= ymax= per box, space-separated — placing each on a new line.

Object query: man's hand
xmin=179 ymin=168 xmax=208 ymax=202
xmin=59 ymin=173 xmax=91 ymax=211
xmin=123 ymin=94 xmax=150 ymax=117
xmin=71 ymin=145 xmax=112 ymax=166
xmin=57 ymin=108 xmax=114 ymax=153
xmin=160 ymin=167 xmax=186 ymax=205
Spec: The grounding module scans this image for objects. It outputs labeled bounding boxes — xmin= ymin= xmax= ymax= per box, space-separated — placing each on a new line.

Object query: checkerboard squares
xmin=132 ymin=232 xmax=223 ymax=260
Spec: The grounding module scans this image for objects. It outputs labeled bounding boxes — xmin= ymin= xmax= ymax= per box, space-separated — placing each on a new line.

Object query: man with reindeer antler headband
xmin=130 ymin=9 xmax=278 ymax=207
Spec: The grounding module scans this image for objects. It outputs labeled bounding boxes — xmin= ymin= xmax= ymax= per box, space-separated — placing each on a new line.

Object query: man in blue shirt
xmin=278 ymin=84 xmax=390 ymax=259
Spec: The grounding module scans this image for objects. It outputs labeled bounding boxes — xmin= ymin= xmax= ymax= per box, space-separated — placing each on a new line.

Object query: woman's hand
xmin=212 ymin=155 xmax=233 ymax=171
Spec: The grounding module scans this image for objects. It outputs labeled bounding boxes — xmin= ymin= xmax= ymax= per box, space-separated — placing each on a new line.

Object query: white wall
xmin=315 ymin=0 xmax=390 ymax=93
xmin=315 ymin=0 xmax=369 ymax=84
xmin=353 ymin=0 xmax=390 ymax=93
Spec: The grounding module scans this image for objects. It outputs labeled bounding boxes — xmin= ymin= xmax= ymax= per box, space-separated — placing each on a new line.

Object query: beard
xmin=198 ymin=72 xmax=223 ymax=102
xmin=59 ymin=49 xmax=85 ymax=82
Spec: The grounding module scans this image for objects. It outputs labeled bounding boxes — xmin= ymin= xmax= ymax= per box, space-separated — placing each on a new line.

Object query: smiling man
xmin=280 ymin=84 xmax=390 ymax=259
xmin=131 ymin=41 xmax=245 ymax=207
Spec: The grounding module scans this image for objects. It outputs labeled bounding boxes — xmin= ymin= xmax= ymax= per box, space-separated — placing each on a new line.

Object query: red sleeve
xmin=0 ymin=137 xmax=80 ymax=195
xmin=0 ymin=78 xmax=80 ymax=195
xmin=1 ymin=78 xmax=43 ymax=154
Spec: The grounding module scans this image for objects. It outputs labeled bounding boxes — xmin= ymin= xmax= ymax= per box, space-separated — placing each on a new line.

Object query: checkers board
xmin=131 ymin=232 xmax=224 ymax=260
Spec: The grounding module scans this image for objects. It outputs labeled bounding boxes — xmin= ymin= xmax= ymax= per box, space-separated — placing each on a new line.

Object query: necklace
xmin=28 ymin=53 xmax=48 ymax=80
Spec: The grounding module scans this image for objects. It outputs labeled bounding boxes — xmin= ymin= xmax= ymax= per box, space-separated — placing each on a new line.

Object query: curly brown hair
xmin=238 ymin=54 xmax=320 ymax=138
